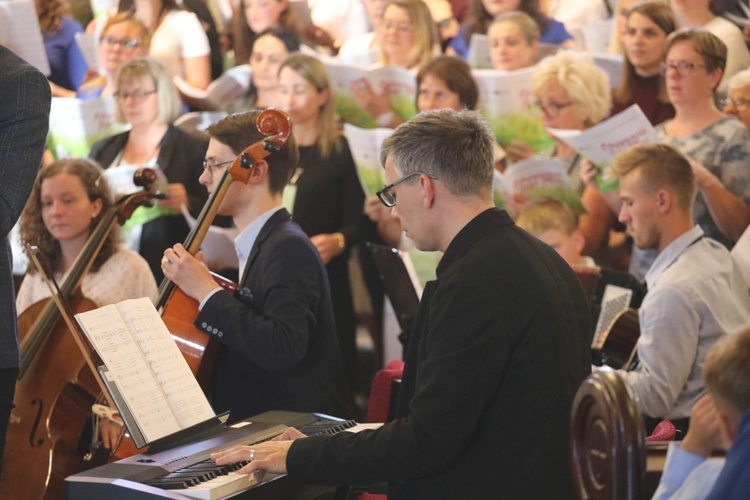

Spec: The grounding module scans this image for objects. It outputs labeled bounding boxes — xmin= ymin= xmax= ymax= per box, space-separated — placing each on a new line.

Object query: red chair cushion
xmin=367 ymin=360 xmax=405 ymax=423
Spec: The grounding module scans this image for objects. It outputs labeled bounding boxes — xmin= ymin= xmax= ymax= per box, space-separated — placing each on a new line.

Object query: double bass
xmin=0 ymin=170 xmax=160 ymax=499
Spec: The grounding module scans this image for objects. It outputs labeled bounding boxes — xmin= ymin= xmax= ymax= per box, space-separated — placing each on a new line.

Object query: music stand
xmin=365 ymin=243 xmax=420 ymax=333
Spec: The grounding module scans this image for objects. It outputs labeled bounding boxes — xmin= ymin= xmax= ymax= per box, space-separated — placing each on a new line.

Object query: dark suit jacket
xmin=287 ymin=208 xmax=592 ymax=499
xmin=0 ymin=46 xmax=51 ymax=369
xmin=89 ymin=125 xmax=208 ymax=282
xmin=194 ymin=208 xmax=349 ymax=421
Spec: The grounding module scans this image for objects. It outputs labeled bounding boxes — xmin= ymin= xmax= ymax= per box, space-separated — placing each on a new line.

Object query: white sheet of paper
xmin=0 ymin=0 xmax=51 ymax=75
xmin=546 ymin=104 xmax=658 ymax=167
xmin=75 ymin=32 xmax=99 ymax=72
xmin=181 ymin=205 xmax=239 ymax=271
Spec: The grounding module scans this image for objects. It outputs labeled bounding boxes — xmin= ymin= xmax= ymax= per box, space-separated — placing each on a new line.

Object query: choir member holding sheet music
xmin=16 ymin=159 xmax=157 ymax=449
xmin=507 ymin=51 xmax=618 ymax=263
xmin=36 ymin=0 xmax=89 ymax=98
xmin=610 ymin=1 xmax=676 ymax=126
xmin=487 ymin=11 xmax=540 ymax=71
xmin=89 ymin=57 xmax=208 ymax=282
xmin=77 ymin=12 xmax=150 ymax=100
xmin=626 ymin=29 xmax=750 ymax=279
xmin=350 ymin=0 xmax=439 ymax=129
xmin=449 ymin=0 xmax=574 ymax=59
xmin=277 ymin=54 xmax=369 ymax=414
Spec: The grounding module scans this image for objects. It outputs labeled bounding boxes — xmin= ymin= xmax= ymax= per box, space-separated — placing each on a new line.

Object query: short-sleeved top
xmin=43 ymin=17 xmax=88 ymax=91
xmin=656 ymin=116 xmax=750 ymax=250
xmin=16 ymin=247 xmax=158 ymax=315
xmin=149 ymin=9 xmax=210 ymax=79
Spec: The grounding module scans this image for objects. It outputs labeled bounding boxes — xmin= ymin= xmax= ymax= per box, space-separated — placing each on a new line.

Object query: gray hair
xmin=728 ymin=68 xmax=750 ymax=92
xmin=379 ymin=109 xmax=495 ymax=198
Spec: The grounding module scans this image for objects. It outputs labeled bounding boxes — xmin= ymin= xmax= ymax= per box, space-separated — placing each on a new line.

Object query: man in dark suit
xmin=162 ymin=110 xmax=349 ymax=422
xmin=0 ymin=45 xmax=51 ymax=473
xmin=213 ymin=109 xmax=593 ymax=498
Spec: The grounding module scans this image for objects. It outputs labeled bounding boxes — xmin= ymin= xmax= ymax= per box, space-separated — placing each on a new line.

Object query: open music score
xmin=75 ymin=297 xmax=216 ymax=445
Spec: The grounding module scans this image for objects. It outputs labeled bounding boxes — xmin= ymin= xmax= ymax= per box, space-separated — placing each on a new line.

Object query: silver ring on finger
xmin=248 ymin=449 xmax=255 ymax=461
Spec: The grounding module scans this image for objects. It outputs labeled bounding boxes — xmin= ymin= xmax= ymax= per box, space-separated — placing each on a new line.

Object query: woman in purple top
xmin=37 ymin=0 xmax=88 ymax=97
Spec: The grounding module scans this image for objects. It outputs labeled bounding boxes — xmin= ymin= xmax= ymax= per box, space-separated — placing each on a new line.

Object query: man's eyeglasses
xmin=202 ymin=158 xmax=234 ymax=179
xmin=113 ymin=89 xmax=156 ymax=102
xmin=376 ymin=171 xmax=438 ymax=207
xmin=721 ymin=97 xmax=750 ymax=110
xmin=659 ymin=61 xmax=707 ymax=77
xmin=529 ymin=100 xmax=574 ymax=117
xmin=100 ymin=36 xmax=140 ymax=50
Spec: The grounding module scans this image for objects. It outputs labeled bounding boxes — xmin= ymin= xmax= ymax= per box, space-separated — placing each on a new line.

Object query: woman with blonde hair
xmin=89 ymin=57 xmax=208 ymax=282
xmin=611 ymin=0 xmax=676 ymax=125
xmin=488 ymin=11 xmax=540 ymax=72
xmin=351 ymin=0 xmax=440 ymax=128
xmin=277 ymin=53 xmax=369 ymax=406
xmin=509 ymin=50 xmax=616 ymax=262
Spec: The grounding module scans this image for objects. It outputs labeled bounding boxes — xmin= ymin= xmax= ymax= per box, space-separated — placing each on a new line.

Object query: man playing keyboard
xmin=212 ymin=109 xmax=592 ymax=498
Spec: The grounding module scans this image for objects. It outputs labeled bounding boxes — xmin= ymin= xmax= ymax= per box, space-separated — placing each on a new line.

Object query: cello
xmin=152 ymin=108 xmax=292 ymax=392
xmin=0 ymin=169 xmax=161 ymax=500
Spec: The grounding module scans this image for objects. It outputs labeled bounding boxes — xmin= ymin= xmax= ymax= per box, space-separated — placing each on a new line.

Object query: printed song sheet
xmin=76 ymin=298 xmax=215 ymax=443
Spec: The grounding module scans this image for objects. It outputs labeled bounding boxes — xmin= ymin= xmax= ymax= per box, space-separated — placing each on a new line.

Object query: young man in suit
xmin=162 ymin=110 xmax=349 ymax=422
xmin=212 ymin=109 xmax=592 ymax=498
xmin=0 ymin=46 xmax=51 ymax=473
xmin=608 ymin=143 xmax=750 ymax=435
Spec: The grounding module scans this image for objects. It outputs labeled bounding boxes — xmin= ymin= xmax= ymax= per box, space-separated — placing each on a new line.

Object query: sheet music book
xmin=472 ymin=67 xmax=555 ymax=152
xmin=47 ymin=96 xmax=130 ymax=158
xmin=75 ymin=297 xmax=216 ymax=444
xmin=0 ymin=0 xmax=51 ymax=75
xmin=592 ymin=284 xmax=633 ymax=349
xmin=174 ymin=64 xmax=252 ymax=111
xmin=498 ymin=157 xmax=585 ymax=215
xmin=344 ymin=123 xmax=392 ymax=195
xmin=325 ymin=61 xmax=417 ymax=128
xmin=546 ymin=104 xmax=658 ymax=191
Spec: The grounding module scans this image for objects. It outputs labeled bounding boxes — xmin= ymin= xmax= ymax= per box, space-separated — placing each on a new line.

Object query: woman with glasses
xmin=672 ymin=0 xmax=750 ymax=92
xmin=627 ymin=28 xmax=750 ymax=277
xmin=77 ymin=12 xmax=150 ymax=100
xmin=350 ymin=0 xmax=440 ymax=129
xmin=89 ymin=57 xmax=208 ymax=282
xmin=721 ymin=69 xmax=750 ymax=129
xmin=277 ymin=53 xmax=368 ymax=409
xmin=508 ymin=51 xmax=617 ymax=263
xmin=450 ymin=0 xmax=574 ymax=60
xmin=611 ymin=0 xmax=676 ymax=126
